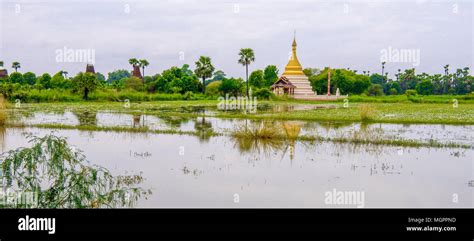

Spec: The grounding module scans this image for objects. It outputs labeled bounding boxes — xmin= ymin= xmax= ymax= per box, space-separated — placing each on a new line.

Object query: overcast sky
xmin=1 ymin=0 xmax=473 ymax=78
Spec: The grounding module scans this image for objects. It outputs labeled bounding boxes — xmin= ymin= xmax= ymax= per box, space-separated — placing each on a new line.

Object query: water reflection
xmin=0 ymin=127 xmax=472 ymax=207
xmin=194 ymin=117 xmax=213 ymax=142
xmin=72 ymin=110 xmax=97 ymax=126
xmin=11 ymin=109 xmax=474 ymax=145
xmin=232 ymin=121 xmax=303 ymax=160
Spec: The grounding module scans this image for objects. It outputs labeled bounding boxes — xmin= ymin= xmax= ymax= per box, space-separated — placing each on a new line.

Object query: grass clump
xmin=0 ymin=94 xmax=9 ymax=126
xmin=359 ymin=104 xmax=376 ymax=122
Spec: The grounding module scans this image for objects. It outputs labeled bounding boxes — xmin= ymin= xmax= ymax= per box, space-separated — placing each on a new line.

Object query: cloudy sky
xmin=1 ymin=0 xmax=473 ymax=78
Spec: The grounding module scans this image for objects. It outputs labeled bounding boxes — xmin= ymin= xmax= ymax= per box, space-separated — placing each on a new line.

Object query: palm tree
xmin=60 ymin=70 xmax=68 ymax=79
xmin=12 ymin=62 xmax=21 ymax=72
xmin=139 ymin=59 xmax=149 ymax=77
xmin=129 ymin=58 xmax=139 ymax=68
xmin=194 ymin=56 xmax=215 ymax=93
xmin=238 ymin=48 xmax=255 ymax=97
xmin=444 ymin=64 xmax=449 ymax=76
xmin=381 ymin=61 xmax=386 ymax=78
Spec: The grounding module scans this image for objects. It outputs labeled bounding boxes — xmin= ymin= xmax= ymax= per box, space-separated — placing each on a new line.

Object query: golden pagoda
xmin=282 ymin=37 xmax=305 ymax=76
xmin=271 ymin=33 xmax=315 ymax=98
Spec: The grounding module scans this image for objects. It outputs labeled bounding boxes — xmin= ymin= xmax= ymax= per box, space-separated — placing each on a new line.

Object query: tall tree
xmin=381 ymin=61 xmax=386 ymax=83
xmin=194 ymin=56 xmax=215 ymax=93
xmin=0 ymin=61 xmax=3 ymax=68
xmin=139 ymin=59 xmax=149 ymax=77
xmin=238 ymin=48 xmax=255 ymax=97
xmin=12 ymin=62 xmax=21 ymax=72
xmin=263 ymin=65 xmax=279 ymax=87
xmin=129 ymin=58 xmax=139 ymax=68
xmin=74 ymin=72 xmax=99 ymax=100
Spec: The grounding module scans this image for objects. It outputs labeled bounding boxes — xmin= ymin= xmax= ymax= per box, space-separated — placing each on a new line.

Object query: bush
xmin=253 ymin=88 xmax=273 ymax=99
xmin=388 ymin=88 xmax=398 ymax=95
xmin=206 ymin=81 xmax=221 ymax=96
xmin=0 ymin=134 xmax=149 ymax=208
xmin=367 ymin=84 xmax=384 ymax=96
xmin=405 ymin=89 xmax=417 ymax=96
xmin=124 ymin=77 xmax=144 ymax=91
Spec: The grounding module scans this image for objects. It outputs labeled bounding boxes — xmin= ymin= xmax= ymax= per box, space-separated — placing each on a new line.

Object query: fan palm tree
xmin=61 ymin=70 xmax=68 ymax=79
xmin=12 ymin=62 xmax=21 ymax=72
xmin=443 ymin=64 xmax=449 ymax=76
xmin=194 ymin=56 xmax=215 ymax=93
xmin=128 ymin=58 xmax=139 ymax=68
xmin=139 ymin=59 xmax=149 ymax=77
xmin=238 ymin=48 xmax=255 ymax=97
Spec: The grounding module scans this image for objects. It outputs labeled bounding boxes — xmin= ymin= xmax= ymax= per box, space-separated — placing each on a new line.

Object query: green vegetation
xmin=0 ymin=94 xmax=8 ymax=125
xmin=0 ymin=57 xmax=472 ymax=103
xmin=10 ymin=99 xmax=474 ymax=125
xmin=194 ymin=56 xmax=215 ymax=93
xmin=0 ymin=134 xmax=150 ymax=208
xmin=238 ymin=48 xmax=255 ymax=97
xmin=358 ymin=104 xmax=376 ymax=122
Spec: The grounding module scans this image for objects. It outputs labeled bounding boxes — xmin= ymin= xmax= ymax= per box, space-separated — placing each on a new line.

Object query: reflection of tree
xmin=133 ymin=114 xmax=142 ymax=127
xmin=158 ymin=115 xmax=191 ymax=128
xmin=72 ymin=110 xmax=97 ymax=126
xmin=194 ymin=117 xmax=213 ymax=142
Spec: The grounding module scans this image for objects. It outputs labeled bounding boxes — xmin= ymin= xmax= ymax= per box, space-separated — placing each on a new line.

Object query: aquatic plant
xmin=358 ymin=104 xmax=376 ymax=122
xmin=0 ymin=94 xmax=7 ymax=126
xmin=0 ymin=134 xmax=150 ymax=208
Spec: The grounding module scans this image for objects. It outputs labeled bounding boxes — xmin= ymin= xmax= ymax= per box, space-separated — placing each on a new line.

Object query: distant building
xmin=271 ymin=35 xmax=314 ymax=99
xmin=0 ymin=69 xmax=7 ymax=79
xmin=271 ymin=34 xmax=347 ymax=101
xmin=86 ymin=64 xmax=95 ymax=74
xmin=132 ymin=65 xmax=142 ymax=79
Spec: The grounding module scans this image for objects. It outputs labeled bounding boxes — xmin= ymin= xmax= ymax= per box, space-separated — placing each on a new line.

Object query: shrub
xmin=388 ymin=88 xmax=398 ymax=95
xmin=124 ymin=76 xmax=144 ymax=91
xmin=253 ymin=88 xmax=273 ymax=99
xmin=367 ymin=84 xmax=384 ymax=96
xmin=405 ymin=89 xmax=417 ymax=96
xmin=0 ymin=134 xmax=150 ymax=208
xmin=206 ymin=81 xmax=221 ymax=96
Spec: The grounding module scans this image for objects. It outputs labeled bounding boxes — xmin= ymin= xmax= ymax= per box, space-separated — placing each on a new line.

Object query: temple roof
xmin=271 ymin=76 xmax=296 ymax=88
xmin=282 ymin=36 xmax=305 ymax=76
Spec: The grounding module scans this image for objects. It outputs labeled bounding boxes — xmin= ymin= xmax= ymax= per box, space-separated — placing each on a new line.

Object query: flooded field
xmin=1 ymin=118 xmax=472 ymax=207
xmin=11 ymin=110 xmax=474 ymax=145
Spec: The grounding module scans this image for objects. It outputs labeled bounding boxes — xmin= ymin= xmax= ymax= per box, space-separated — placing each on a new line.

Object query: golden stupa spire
xmin=283 ymin=31 xmax=304 ymax=76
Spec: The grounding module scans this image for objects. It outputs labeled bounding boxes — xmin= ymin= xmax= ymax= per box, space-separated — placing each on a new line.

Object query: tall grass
xmin=0 ymin=94 xmax=8 ymax=125
xmin=359 ymin=104 xmax=376 ymax=122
